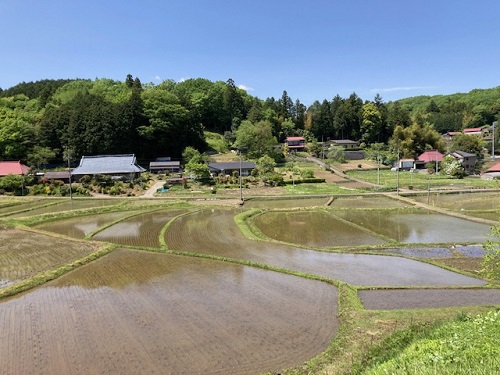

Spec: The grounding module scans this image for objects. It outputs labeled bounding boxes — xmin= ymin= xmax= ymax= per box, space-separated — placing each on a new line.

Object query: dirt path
xmin=139 ymin=180 xmax=165 ymax=198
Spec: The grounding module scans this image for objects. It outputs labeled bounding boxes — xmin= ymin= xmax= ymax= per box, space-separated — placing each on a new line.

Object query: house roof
xmin=0 ymin=161 xmax=30 ymax=176
xmin=485 ymin=162 xmax=500 ymax=173
xmin=72 ymin=154 xmax=146 ymax=175
xmin=43 ymin=171 xmax=71 ymax=180
xmin=149 ymin=161 xmax=180 ymax=168
xmin=450 ymin=150 xmax=476 ymax=158
xmin=330 ymin=139 xmax=358 ymax=144
xmin=285 ymin=136 xmax=305 ymax=141
xmin=418 ymin=150 xmax=444 ymax=163
xmin=208 ymin=162 xmax=256 ymax=172
xmin=463 ymin=127 xmax=483 ymax=133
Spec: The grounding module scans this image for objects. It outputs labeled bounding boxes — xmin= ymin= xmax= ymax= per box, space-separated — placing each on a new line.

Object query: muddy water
xmin=409 ymin=192 xmax=500 ymax=210
xmin=244 ymin=197 xmax=330 ymax=208
xmin=333 ymin=209 xmax=491 ymax=243
xmin=0 ymin=249 xmax=338 ymax=375
xmin=360 ymin=289 xmax=500 ymax=310
xmin=253 ymin=210 xmax=386 ymax=247
xmin=38 ymin=212 xmax=134 ymax=238
xmin=165 ymin=208 xmax=486 ymax=287
xmin=92 ymin=210 xmax=187 ymax=247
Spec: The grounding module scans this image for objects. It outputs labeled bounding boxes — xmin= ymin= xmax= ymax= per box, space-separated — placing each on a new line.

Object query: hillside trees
xmin=139 ymin=88 xmax=206 ymax=159
xmin=391 ymin=122 xmax=445 ymax=159
xmin=233 ymin=120 xmax=278 ymax=159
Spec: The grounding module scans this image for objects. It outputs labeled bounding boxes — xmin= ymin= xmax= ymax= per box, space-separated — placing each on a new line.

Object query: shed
xmin=328 ymin=139 xmax=359 ymax=149
xmin=43 ymin=171 xmax=72 ymax=183
xmin=149 ymin=160 xmax=181 ymax=174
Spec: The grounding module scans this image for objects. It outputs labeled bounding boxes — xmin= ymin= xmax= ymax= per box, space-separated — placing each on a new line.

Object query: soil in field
xmin=253 ymin=210 xmax=386 ymax=247
xmin=359 ymin=288 xmax=500 ymax=310
xmin=333 ymin=209 xmax=491 ymax=243
xmin=7 ymin=199 xmax=121 ymax=218
xmin=0 ymin=249 xmax=339 ymax=375
xmin=165 ymin=208 xmax=486 ymax=287
xmin=92 ymin=209 xmax=187 ymax=247
xmin=0 ymin=198 xmax=59 ymax=216
xmin=0 ymin=228 xmax=98 ymax=285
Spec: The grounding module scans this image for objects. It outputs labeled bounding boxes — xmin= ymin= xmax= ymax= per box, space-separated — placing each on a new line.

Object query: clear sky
xmin=1 ymin=0 xmax=499 ymax=105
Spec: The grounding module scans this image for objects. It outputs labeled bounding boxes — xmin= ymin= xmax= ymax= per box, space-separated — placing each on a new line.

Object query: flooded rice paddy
xmin=92 ymin=210 xmax=187 ymax=247
xmin=252 ymin=210 xmax=386 ymax=247
xmin=252 ymin=208 xmax=491 ymax=245
xmin=0 ymin=249 xmax=338 ymax=375
xmin=333 ymin=209 xmax=491 ymax=243
xmin=1 ymin=194 xmax=499 ymax=374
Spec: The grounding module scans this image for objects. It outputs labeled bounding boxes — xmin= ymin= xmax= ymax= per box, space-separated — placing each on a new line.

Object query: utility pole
xmin=396 ymin=148 xmax=400 ymax=195
xmin=492 ymin=121 xmax=497 ymax=160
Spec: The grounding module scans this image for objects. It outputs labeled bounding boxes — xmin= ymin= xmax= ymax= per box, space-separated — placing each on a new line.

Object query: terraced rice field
xmin=92 ymin=209 xmax=188 ymax=247
xmin=0 ymin=249 xmax=338 ymax=375
xmin=1 ymin=194 xmax=499 ymax=374
xmin=0 ymin=228 xmax=98 ymax=287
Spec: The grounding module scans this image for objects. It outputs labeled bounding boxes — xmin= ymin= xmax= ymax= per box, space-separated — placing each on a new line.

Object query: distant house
xmin=0 ymin=161 xmax=29 ymax=177
xmin=482 ymin=162 xmax=500 ymax=180
xmin=71 ymin=154 xmax=146 ymax=181
xmin=43 ymin=171 xmax=71 ymax=183
xmin=328 ymin=139 xmax=359 ymax=149
xmin=443 ymin=127 xmax=486 ymax=141
xmin=208 ymin=162 xmax=256 ymax=177
xmin=284 ymin=136 xmax=306 ymax=151
xmin=149 ymin=157 xmax=181 ymax=174
xmin=418 ymin=150 xmax=444 ymax=164
xmin=463 ymin=127 xmax=483 ymax=136
xmin=446 ymin=150 xmax=477 ymax=174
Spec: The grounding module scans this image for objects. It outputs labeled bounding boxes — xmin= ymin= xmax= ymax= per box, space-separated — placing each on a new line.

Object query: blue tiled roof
xmin=72 ymin=154 xmax=146 ymax=175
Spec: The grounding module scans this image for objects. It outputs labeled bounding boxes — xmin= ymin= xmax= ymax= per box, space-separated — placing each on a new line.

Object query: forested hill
xmin=392 ymin=86 xmax=500 ymax=133
xmin=0 ymin=76 xmax=499 ymax=167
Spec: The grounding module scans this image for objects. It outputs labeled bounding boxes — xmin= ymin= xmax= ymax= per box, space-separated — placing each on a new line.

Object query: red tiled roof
xmin=486 ymin=162 xmax=500 ymax=173
xmin=285 ymin=136 xmax=305 ymax=141
xmin=0 ymin=161 xmax=30 ymax=176
xmin=463 ymin=128 xmax=482 ymax=133
xmin=418 ymin=150 xmax=444 ymax=163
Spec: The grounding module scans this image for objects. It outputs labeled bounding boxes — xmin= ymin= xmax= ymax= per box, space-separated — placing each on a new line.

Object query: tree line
xmin=1 ymin=76 xmax=499 ymax=168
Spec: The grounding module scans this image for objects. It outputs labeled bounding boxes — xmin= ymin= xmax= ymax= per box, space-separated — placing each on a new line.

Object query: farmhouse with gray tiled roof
xmin=208 ymin=162 xmax=256 ymax=176
xmin=71 ymin=154 xmax=146 ymax=180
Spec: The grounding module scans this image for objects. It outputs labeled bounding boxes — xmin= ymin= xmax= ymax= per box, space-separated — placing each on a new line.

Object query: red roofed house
xmin=284 ymin=136 xmax=306 ymax=151
xmin=418 ymin=150 xmax=444 ymax=164
xmin=0 ymin=161 xmax=30 ymax=177
xmin=463 ymin=127 xmax=483 ymax=135
xmin=482 ymin=162 xmax=500 ymax=180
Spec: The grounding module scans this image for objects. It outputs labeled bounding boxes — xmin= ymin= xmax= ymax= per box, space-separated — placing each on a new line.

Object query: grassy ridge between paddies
xmin=361 ymin=309 xmax=500 ymax=375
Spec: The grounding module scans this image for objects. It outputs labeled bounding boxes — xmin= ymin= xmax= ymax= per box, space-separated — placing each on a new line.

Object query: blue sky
xmin=1 ymin=0 xmax=499 ymax=105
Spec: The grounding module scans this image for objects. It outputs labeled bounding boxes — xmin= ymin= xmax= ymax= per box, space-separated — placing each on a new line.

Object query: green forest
xmin=1 ymin=75 xmax=499 ymax=167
